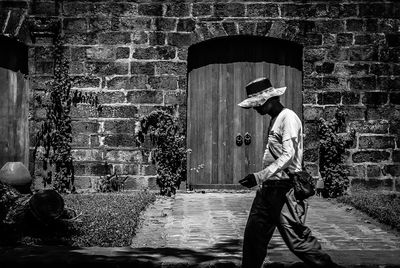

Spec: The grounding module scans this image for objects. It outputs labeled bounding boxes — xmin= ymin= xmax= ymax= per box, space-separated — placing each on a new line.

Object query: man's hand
xmin=239 ymin=174 xmax=258 ymax=188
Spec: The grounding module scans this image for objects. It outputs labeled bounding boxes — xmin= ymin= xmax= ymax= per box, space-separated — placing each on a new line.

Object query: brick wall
xmin=1 ymin=0 xmax=399 ymax=191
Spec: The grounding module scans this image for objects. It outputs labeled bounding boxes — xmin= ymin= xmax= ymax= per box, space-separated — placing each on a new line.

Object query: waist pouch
xmin=289 ymin=171 xmax=316 ymax=201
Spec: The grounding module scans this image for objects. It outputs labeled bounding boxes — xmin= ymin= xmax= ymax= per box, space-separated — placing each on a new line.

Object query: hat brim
xmin=238 ymin=87 xmax=286 ymax=108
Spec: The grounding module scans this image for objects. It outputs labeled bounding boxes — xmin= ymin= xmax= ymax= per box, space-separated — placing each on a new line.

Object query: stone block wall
xmin=1 ymin=0 xmax=399 ymax=191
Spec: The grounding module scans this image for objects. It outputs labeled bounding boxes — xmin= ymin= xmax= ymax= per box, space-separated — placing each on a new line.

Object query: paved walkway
xmin=131 ymin=191 xmax=400 ymax=267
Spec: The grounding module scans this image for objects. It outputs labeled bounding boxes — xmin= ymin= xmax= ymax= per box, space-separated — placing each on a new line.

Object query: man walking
xmin=238 ymin=77 xmax=339 ymax=268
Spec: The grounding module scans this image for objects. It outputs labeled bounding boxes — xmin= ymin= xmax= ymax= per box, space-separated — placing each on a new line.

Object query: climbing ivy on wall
xmin=318 ymin=109 xmax=356 ymax=198
xmin=33 ymin=33 xmax=99 ymax=193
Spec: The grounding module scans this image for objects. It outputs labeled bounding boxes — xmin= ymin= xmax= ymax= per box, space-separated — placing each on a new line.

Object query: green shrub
xmin=318 ymin=109 xmax=356 ymax=198
xmin=338 ymin=189 xmax=400 ymax=231
xmin=135 ymin=109 xmax=187 ymax=197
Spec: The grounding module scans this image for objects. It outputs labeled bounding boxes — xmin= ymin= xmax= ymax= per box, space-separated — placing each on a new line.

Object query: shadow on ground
xmin=1 ymin=238 xmax=400 ymax=268
xmin=0 ymin=238 xmax=307 ymax=268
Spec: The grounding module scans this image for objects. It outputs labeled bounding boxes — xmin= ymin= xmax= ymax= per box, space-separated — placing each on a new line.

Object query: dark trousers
xmin=242 ymin=184 xmax=336 ymax=268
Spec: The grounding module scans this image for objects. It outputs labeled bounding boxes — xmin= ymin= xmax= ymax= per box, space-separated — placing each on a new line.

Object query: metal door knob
xmin=236 ymin=134 xmax=243 ymax=146
xmin=244 ymin=132 xmax=251 ymax=145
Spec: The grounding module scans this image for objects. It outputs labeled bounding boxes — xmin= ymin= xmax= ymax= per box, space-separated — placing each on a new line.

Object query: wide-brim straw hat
xmin=238 ymin=77 xmax=286 ymax=109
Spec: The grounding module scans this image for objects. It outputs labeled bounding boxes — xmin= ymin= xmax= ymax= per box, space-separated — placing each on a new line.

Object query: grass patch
xmin=1 ymin=190 xmax=156 ymax=247
xmin=337 ymin=188 xmax=400 ymax=231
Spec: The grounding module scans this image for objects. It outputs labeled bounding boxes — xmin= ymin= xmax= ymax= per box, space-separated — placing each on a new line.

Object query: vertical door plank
xmin=233 ymin=62 xmax=244 ymax=184
xmin=294 ymin=68 xmax=303 ymax=121
xmin=187 ymin=72 xmax=194 ymax=185
xmin=226 ymin=63 xmax=236 ymax=184
xmin=281 ymin=64 xmax=288 ymax=108
xmin=253 ymin=62 xmax=265 ymax=172
xmin=0 ymin=68 xmax=9 ymax=122
xmin=283 ymin=65 xmax=289 ymax=110
xmin=278 ymin=45 xmax=287 ymax=108
xmin=244 ymin=62 xmax=256 ymax=176
xmin=15 ymin=71 xmax=22 ymax=162
xmin=250 ymin=62 xmax=257 ymax=175
xmin=9 ymin=71 xmax=17 ymax=162
xmin=285 ymin=66 xmax=302 ymax=119
xmin=277 ymin=64 xmax=287 ymax=106
xmin=197 ymin=67 xmax=206 ymax=184
xmin=191 ymin=68 xmax=201 ymax=185
xmin=218 ymin=64 xmax=227 ymax=185
xmin=269 ymin=63 xmax=277 ymax=95
xmin=16 ymin=72 xmax=26 ymax=165
xmin=188 ymin=71 xmax=195 ymax=185
xmin=0 ymin=68 xmax=10 ymax=168
xmin=204 ymin=65 xmax=213 ymax=184
xmin=291 ymin=67 xmax=297 ymax=115
xmin=242 ymin=62 xmax=250 ymax=177
xmin=211 ymin=64 xmax=219 ymax=185
xmin=193 ymin=69 xmax=200 ymax=186
xmin=262 ymin=62 xmax=271 ymax=167
xmin=285 ymin=65 xmax=292 ymax=113
xmin=24 ymin=77 xmax=30 ymax=166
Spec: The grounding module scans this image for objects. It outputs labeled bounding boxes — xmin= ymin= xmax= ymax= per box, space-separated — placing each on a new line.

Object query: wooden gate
xmin=0 ymin=36 xmax=29 ymax=169
xmin=186 ymin=36 xmax=303 ymax=189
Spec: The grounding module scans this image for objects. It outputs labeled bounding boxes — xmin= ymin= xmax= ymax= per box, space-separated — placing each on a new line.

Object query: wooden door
xmin=0 ymin=67 xmax=30 ymax=168
xmin=187 ymin=36 xmax=303 ymax=189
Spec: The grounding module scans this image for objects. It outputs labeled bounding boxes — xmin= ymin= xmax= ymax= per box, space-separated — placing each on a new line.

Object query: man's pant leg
xmin=277 ymin=189 xmax=337 ymax=268
xmin=242 ymin=188 xmax=282 ymax=268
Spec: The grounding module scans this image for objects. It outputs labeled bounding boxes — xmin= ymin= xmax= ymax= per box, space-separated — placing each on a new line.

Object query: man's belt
xmin=262 ymin=179 xmax=293 ymax=188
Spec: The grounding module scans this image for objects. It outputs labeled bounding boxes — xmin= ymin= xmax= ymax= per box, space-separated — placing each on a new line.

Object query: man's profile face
xmin=253 ymin=98 xmax=275 ymax=115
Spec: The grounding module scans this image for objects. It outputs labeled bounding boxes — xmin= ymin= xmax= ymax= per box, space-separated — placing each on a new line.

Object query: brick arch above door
xmin=175 ymin=19 xmax=315 ymax=49
xmin=187 ymin=35 xmax=303 ymax=73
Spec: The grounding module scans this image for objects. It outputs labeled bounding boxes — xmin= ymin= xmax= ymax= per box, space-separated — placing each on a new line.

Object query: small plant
xmin=96 ymin=172 xmax=128 ymax=193
xmin=135 ymin=109 xmax=186 ymax=197
xmin=318 ymin=109 xmax=356 ymax=198
xmin=95 ymin=162 xmax=128 ymax=193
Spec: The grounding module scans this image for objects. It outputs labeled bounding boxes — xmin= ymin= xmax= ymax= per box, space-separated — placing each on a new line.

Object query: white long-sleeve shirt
xmin=254 ymin=108 xmax=303 ymax=183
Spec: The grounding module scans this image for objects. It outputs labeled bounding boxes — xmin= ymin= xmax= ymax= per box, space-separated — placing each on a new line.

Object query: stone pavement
xmin=130 ymin=191 xmax=400 ymax=267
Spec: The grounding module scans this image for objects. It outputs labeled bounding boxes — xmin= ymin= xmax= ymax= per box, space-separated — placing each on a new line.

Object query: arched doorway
xmin=187 ymin=35 xmax=303 ymax=189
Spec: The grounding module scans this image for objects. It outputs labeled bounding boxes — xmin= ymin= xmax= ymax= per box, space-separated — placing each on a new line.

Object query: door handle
xmin=244 ymin=132 xmax=251 ymax=145
xmin=236 ymin=133 xmax=243 ymax=146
